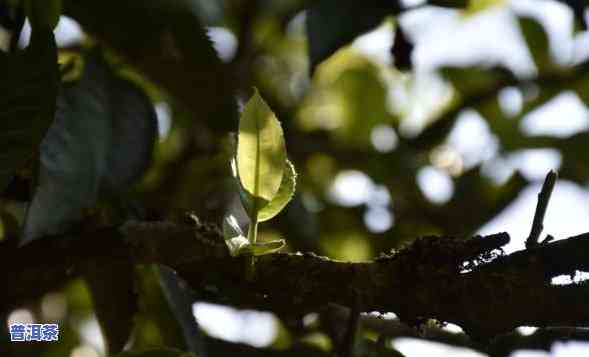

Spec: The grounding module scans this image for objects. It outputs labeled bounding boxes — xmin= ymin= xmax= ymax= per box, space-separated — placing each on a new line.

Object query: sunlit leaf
xmin=247 ymin=239 xmax=285 ymax=256
xmin=237 ymin=89 xmax=286 ymax=218
xmin=223 ymin=215 xmax=250 ymax=256
xmin=258 ymin=159 xmax=297 ymax=222
xmin=223 ymin=215 xmax=285 ymax=256
xmin=225 ymin=235 xmax=251 ymax=257
xmin=0 ymin=28 xmax=58 ymax=191
xmin=223 ymin=214 xmax=244 ymax=238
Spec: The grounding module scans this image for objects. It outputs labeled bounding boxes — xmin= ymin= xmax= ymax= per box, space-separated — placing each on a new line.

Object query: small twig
xmin=526 ymin=171 xmax=558 ymax=249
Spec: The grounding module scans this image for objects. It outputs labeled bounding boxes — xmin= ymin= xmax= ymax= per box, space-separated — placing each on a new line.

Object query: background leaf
xmin=23 ymin=52 xmax=157 ymax=242
xmin=391 ymin=25 xmax=413 ymax=71
xmin=258 ymin=159 xmax=296 ymax=222
xmin=237 ymin=90 xmax=286 ymax=215
xmin=158 ymin=267 xmax=206 ymax=356
xmin=132 ymin=265 xmax=205 ymax=356
xmin=22 ymin=54 xmax=110 ymax=242
xmin=306 ymin=0 xmax=398 ymax=73
xmin=25 ymin=0 xmax=61 ymax=29
xmin=518 ymin=16 xmax=551 ymax=71
xmin=64 ymin=0 xmax=237 ymax=134
xmin=85 ymin=263 xmax=137 ymax=355
xmin=0 ymin=28 xmax=58 ymax=190
xmin=102 ymin=77 xmax=157 ymax=194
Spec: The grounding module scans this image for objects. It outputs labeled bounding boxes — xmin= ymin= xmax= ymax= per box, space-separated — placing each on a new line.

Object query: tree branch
xmin=3 ymin=220 xmax=589 ymax=341
xmin=526 ymin=170 xmax=557 ymax=248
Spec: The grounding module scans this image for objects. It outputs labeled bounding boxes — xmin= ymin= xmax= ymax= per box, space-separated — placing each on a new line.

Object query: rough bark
xmin=3 ymin=219 xmax=589 ymax=342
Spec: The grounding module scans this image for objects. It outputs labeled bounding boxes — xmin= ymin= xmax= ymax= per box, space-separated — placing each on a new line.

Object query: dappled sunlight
xmin=193 ymin=303 xmax=278 ymax=348
xmin=520 ymin=91 xmax=589 ymax=137
xmin=417 ymin=166 xmax=454 ymax=204
xmin=207 ymin=27 xmax=237 ymax=62
xmin=70 ymin=345 xmax=99 ymax=357
xmin=551 ymin=271 xmax=589 ymax=285
xmin=498 ymin=86 xmax=524 ymax=116
xmin=328 ymin=170 xmax=374 ymax=207
xmin=507 ymin=149 xmax=562 ymax=181
xmin=370 ymin=124 xmax=398 ymax=152
xmin=320 ymin=232 xmax=373 ymax=261
xmin=392 ymin=338 xmax=486 ymax=357
xmin=4 ymin=0 xmax=589 ymax=356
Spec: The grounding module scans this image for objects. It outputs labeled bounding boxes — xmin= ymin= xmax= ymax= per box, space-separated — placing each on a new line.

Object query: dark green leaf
xmin=391 ymin=25 xmax=413 ymax=71
xmin=65 ymin=0 xmax=237 ymax=133
xmin=440 ymin=66 xmax=515 ymax=95
xmin=158 ymin=267 xmax=205 ymax=356
xmin=25 ymin=0 xmax=61 ymax=29
xmin=0 ymin=28 xmax=58 ymax=191
xmin=85 ymin=264 xmax=137 ymax=355
xmin=306 ymin=0 xmax=399 ymax=73
xmin=23 ymin=54 xmax=110 ymax=243
xmin=428 ymin=0 xmax=468 ymax=7
xmin=102 ymin=77 xmax=157 ymax=193
xmin=518 ymin=16 xmax=551 ymax=71
xmin=133 ymin=265 xmax=204 ymax=355
xmin=23 ymin=52 xmax=157 ymax=242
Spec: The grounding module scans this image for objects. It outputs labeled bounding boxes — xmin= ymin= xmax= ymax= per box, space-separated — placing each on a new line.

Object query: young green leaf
xmin=247 ymin=239 xmax=286 ymax=256
xmin=225 ymin=235 xmax=251 ymax=257
xmin=237 ymin=89 xmax=286 ymax=218
xmin=223 ymin=214 xmax=244 ymax=238
xmin=258 ymin=159 xmax=296 ymax=222
xmin=223 ymin=215 xmax=250 ymax=257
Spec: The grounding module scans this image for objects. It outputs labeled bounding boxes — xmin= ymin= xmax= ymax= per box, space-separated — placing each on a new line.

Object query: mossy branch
xmin=2 ymin=220 xmax=589 ymax=341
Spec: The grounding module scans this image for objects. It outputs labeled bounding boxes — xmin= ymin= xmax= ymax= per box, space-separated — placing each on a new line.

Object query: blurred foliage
xmin=3 ymin=0 xmax=589 ymax=356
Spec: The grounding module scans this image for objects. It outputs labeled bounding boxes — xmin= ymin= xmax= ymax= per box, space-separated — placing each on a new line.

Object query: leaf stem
xmin=248 ymin=217 xmax=258 ymax=244
xmin=246 ymin=217 xmax=258 ymax=280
